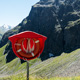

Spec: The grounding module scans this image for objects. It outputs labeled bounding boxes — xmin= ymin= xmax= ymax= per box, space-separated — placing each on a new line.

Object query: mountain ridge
xmin=0 ymin=0 xmax=80 ymax=62
xmin=0 ymin=24 xmax=13 ymax=32
xmin=0 ymin=24 xmax=13 ymax=41
xmin=0 ymin=0 xmax=80 ymax=79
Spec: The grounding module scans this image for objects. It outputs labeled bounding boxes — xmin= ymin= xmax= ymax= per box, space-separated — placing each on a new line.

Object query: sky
xmin=0 ymin=0 xmax=39 ymax=27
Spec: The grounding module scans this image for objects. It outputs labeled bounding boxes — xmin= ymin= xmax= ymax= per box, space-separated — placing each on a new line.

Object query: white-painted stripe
xmin=15 ymin=43 xmax=21 ymax=46
xmin=35 ymin=40 xmax=39 ymax=43
xmin=17 ymin=49 xmax=22 ymax=52
xmin=31 ymin=53 xmax=34 ymax=57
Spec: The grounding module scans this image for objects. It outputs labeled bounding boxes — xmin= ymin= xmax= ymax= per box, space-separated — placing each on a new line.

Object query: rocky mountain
xmin=0 ymin=0 xmax=80 ymax=62
xmin=0 ymin=34 xmax=2 ymax=41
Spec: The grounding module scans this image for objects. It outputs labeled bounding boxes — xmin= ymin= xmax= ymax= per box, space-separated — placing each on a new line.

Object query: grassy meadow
xmin=0 ymin=44 xmax=80 ymax=80
xmin=1 ymin=74 xmax=80 ymax=80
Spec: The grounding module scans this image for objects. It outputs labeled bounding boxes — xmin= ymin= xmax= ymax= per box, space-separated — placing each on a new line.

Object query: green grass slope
xmin=0 ymin=45 xmax=80 ymax=80
xmin=0 ymin=45 xmax=41 ymax=77
xmin=1 ymin=75 xmax=80 ymax=80
xmin=30 ymin=49 xmax=80 ymax=77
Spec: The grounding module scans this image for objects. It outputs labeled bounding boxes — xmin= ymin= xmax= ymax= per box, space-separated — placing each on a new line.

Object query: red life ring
xmin=9 ymin=31 xmax=47 ymax=60
xmin=14 ymin=38 xmax=42 ymax=60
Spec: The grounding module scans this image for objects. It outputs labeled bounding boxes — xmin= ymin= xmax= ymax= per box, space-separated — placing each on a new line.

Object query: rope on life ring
xmin=15 ymin=38 xmax=40 ymax=59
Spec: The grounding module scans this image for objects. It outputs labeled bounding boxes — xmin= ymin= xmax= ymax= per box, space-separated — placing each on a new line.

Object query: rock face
xmin=0 ymin=34 xmax=2 ymax=41
xmin=64 ymin=19 xmax=80 ymax=52
xmin=0 ymin=0 xmax=80 ymax=62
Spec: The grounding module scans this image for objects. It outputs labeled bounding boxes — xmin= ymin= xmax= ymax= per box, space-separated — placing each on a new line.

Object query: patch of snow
xmin=49 ymin=53 xmax=54 ymax=57
xmin=0 ymin=24 xmax=13 ymax=33
xmin=1 ymin=24 xmax=12 ymax=30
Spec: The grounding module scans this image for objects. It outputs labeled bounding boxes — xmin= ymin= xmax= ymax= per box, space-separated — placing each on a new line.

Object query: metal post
xmin=27 ymin=61 xmax=29 ymax=80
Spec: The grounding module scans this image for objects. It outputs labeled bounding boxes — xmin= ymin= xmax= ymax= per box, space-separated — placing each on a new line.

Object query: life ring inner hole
xmin=21 ymin=38 xmax=35 ymax=53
